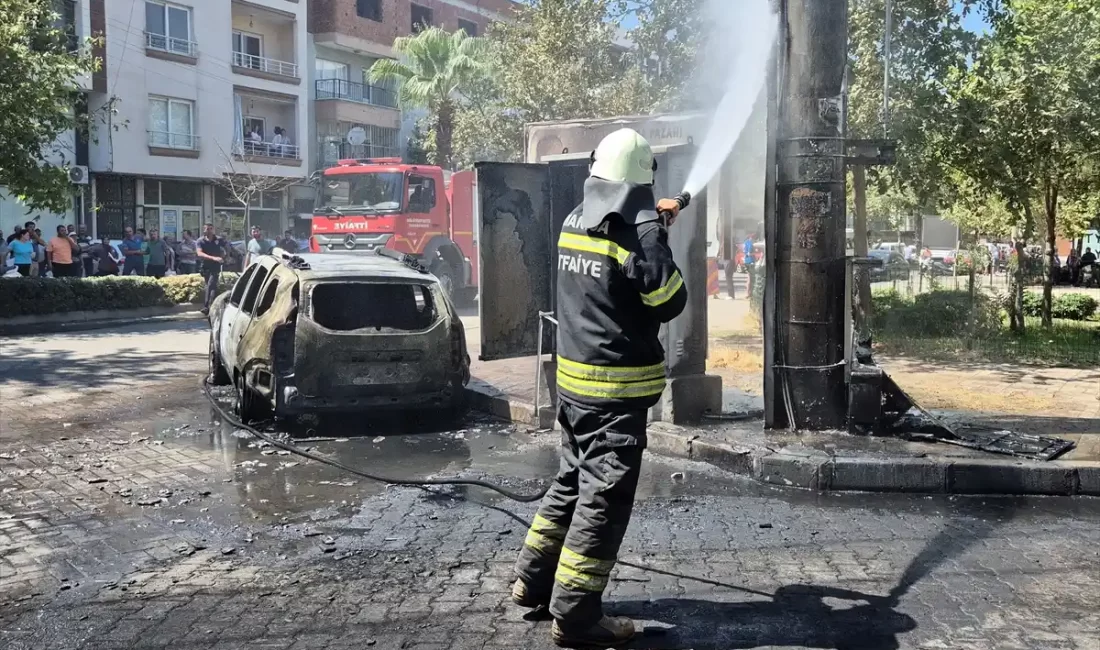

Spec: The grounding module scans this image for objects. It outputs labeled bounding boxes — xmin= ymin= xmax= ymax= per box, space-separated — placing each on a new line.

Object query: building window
xmin=457 ymin=19 xmax=477 ymax=37
xmin=316 ymin=59 xmax=349 ymax=81
xmin=318 ymin=123 xmax=399 ymax=167
xmin=411 ymin=4 xmax=432 ymax=33
xmin=145 ymin=1 xmax=194 ymax=56
xmin=232 ymin=31 xmax=263 ymax=69
xmin=215 ymin=186 xmax=283 ymax=241
xmin=356 ymin=0 xmax=382 ymax=22
xmin=148 ymin=96 xmax=195 ymax=149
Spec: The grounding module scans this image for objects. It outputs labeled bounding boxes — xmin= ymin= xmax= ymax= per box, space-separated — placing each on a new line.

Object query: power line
xmin=109 ymin=0 xmax=139 ymax=96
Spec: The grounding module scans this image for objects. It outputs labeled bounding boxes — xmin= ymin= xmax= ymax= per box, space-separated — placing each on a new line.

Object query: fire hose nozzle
xmin=659 ymin=191 xmax=692 ymax=225
xmin=673 ymin=191 xmax=692 ymax=211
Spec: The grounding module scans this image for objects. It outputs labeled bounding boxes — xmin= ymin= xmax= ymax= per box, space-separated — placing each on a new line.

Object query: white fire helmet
xmin=589 ymin=128 xmax=656 ymax=185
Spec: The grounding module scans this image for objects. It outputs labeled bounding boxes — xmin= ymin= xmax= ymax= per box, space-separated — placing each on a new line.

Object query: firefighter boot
xmin=511 ymin=579 xmax=550 ymax=609
xmin=551 ymin=615 xmax=636 ymax=647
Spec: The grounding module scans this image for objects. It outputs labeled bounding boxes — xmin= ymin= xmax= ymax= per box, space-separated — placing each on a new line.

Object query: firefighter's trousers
xmin=514 ymin=400 xmax=646 ymax=628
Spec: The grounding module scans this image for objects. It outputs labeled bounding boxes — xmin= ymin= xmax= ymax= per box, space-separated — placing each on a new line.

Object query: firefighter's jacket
xmin=555 ymin=181 xmax=687 ymax=411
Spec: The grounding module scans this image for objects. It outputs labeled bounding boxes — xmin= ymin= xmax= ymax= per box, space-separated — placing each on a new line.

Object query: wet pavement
xmin=2 ymin=323 xmax=1100 ymax=649
xmin=3 ymin=389 xmax=1100 ymax=649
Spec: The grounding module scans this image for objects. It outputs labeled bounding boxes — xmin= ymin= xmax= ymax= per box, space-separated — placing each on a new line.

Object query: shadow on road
xmin=1 ymin=348 xmax=199 ymax=392
xmin=616 ymin=511 xmax=1011 ymax=650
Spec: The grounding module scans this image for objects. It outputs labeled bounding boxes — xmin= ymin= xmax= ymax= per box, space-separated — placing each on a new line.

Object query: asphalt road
xmin=1 ymin=324 xmax=1099 ymax=650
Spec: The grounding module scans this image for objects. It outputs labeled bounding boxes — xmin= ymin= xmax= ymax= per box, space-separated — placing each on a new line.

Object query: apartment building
xmin=306 ymin=0 xmax=516 ymax=174
xmin=0 ymin=0 xmax=92 ymax=238
xmin=86 ymin=0 xmax=310 ymax=240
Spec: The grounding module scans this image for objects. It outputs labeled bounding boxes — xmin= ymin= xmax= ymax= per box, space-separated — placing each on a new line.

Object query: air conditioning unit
xmin=68 ymin=165 xmax=89 ymax=185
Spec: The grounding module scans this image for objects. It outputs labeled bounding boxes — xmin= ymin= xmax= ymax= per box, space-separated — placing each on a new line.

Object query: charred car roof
xmin=270 ymin=252 xmax=435 ymax=282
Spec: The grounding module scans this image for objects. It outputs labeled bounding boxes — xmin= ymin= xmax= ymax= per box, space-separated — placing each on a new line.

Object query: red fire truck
xmin=310 ymin=158 xmax=478 ymax=303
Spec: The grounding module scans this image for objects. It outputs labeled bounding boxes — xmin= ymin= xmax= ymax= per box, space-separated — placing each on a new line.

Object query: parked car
xmin=207 ymin=247 xmax=471 ymax=422
xmin=867 ymin=249 xmax=910 ymax=282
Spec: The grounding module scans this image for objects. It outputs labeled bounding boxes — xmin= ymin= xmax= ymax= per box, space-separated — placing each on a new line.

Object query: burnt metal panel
xmin=475 ymin=162 xmax=552 ymax=361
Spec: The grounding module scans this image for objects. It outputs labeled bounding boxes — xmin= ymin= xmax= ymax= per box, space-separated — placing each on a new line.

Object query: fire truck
xmin=310 ymin=158 xmax=478 ymax=303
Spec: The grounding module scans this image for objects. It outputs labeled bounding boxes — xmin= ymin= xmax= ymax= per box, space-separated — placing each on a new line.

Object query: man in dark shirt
xmin=196 ymin=222 xmax=226 ymax=315
xmin=278 ymin=229 xmax=299 ymax=253
xmin=76 ymin=225 xmax=94 ymax=277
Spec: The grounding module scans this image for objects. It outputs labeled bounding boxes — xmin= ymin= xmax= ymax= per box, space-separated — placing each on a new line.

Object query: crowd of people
xmin=1 ymin=221 xmax=300 ymax=280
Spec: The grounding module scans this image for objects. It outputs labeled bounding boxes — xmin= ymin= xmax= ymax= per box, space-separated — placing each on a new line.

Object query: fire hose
xmin=198 ymin=192 xmax=687 ymax=507
xmin=200 ymin=379 xmax=774 ymax=599
xmin=201 ymin=379 xmax=550 ymax=503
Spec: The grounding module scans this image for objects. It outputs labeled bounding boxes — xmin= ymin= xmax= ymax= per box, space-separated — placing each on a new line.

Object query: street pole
xmin=883 ymin=0 xmax=893 ymax=137
xmin=766 ymin=0 xmax=849 ymax=430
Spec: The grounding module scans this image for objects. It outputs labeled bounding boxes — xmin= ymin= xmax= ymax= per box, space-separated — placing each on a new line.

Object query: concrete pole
xmin=767 ymin=0 xmax=849 ymax=430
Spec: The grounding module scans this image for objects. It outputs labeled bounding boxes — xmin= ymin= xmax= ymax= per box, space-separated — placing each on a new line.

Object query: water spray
xmin=677 ymin=0 xmax=778 ymax=202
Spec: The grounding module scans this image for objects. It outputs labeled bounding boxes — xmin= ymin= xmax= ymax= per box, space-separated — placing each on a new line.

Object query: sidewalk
xmin=462 ymin=301 xmax=1100 ymax=496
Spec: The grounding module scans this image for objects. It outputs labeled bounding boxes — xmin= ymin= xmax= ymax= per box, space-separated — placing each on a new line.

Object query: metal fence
xmin=855 ymin=262 xmax=1100 ymax=367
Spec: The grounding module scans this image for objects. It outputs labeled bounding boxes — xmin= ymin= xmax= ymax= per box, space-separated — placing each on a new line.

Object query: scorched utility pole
xmin=763 ymin=0 xmax=850 ymax=430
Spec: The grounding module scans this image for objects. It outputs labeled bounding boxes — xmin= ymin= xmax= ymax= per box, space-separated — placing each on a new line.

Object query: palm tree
xmin=368 ymin=27 xmax=486 ymax=169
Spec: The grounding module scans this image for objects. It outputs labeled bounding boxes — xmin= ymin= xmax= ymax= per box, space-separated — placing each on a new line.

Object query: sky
xmin=617 ymin=3 xmax=992 ymax=35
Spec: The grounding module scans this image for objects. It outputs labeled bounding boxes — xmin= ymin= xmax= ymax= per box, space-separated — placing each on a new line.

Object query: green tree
xmin=611 ymin=0 xmax=706 ymax=111
xmin=451 ymin=0 xmax=655 ymax=166
xmin=0 ymin=0 xmax=101 ymax=213
xmin=943 ymin=0 xmax=1100 ymax=329
xmin=846 ymin=0 xmax=977 ymax=333
xmin=367 ymin=27 xmax=486 ymax=169
xmin=405 ymin=117 xmax=435 ymax=165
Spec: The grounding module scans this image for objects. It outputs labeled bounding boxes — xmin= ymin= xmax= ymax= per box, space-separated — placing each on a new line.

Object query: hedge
xmin=871 ymin=288 xmax=1002 ymax=338
xmin=1008 ymin=291 xmax=1099 ymax=321
xmin=0 ymin=273 xmax=240 ymax=319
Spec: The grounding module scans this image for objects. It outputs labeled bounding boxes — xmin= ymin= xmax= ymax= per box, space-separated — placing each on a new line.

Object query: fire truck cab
xmin=311 ymin=158 xmax=477 ymax=303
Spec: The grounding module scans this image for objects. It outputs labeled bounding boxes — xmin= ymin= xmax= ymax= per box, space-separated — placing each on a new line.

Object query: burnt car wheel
xmin=208 ymin=332 xmax=231 ymax=386
xmin=235 ymin=375 xmax=272 ymax=424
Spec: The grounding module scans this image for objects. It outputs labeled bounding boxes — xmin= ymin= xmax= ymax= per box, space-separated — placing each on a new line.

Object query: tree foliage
xmin=453 ymin=0 xmax=683 ymax=166
xmin=846 ymin=0 xmax=978 ymax=220
xmin=0 ymin=0 xmax=100 ymax=214
xmin=610 ymin=0 xmax=706 ymax=111
xmin=368 ymin=27 xmax=486 ymax=168
xmin=942 ymin=0 xmax=1100 ymax=328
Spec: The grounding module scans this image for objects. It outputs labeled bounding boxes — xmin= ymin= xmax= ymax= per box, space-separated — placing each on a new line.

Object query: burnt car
xmin=207 ymin=248 xmax=471 ymax=422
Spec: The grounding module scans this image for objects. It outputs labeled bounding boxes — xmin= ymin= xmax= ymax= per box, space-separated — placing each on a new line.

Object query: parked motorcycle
xmin=1081 ymin=263 xmax=1099 ymax=288
xmin=920 ymin=258 xmax=953 ymax=277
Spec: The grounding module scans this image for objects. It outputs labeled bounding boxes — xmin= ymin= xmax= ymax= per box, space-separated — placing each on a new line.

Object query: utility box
xmin=475 ymin=145 xmax=721 ymax=425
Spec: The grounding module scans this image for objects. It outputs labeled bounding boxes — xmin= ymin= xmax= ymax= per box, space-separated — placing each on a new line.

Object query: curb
xmin=466 ymin=385 xmax=1100 ymax=497
xmin=0 ymin=305 xmax=204 ymax=336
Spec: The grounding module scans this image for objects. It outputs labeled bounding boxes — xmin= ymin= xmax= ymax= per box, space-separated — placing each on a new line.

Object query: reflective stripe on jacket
xmin=555 ymin=205 xmax=687 ymax=410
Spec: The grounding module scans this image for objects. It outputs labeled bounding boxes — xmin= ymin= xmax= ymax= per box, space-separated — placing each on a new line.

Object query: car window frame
xmin=253 ymin=270 xmax=282 ymax=318
xmin=240 ymin=264 xmax=270 ymax=314
xmin=229 ymin=264 xmax=258 ymax=306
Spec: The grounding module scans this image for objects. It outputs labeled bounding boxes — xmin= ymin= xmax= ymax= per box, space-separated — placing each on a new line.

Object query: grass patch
xmin=876 ymin=317 xmax=1100 ymax=367
xmin=708 ymin=345 xmax=764 ymax=373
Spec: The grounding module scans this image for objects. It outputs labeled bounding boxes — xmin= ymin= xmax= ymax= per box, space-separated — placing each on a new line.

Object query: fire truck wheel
xmin=431 ymin=260 xmax=456 ymax=302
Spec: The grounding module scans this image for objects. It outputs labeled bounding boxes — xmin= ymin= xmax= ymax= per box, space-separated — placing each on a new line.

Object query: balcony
xmin=238 ymin=140 xmax=301 ymax=162
xmin=232 ymin=52 xmax=299 ymax=81
xmin=315 ymin=79 xmax=397 ymax=109
xmin=144 ymin=31 xmax=198 ymax=63
xmin=148 ymin=130 xmax=200 ymax=158
xmin=231 ymin=1 xmax=299 ymax=85
xmin=233 ymin=90 xmax=303 ymax=168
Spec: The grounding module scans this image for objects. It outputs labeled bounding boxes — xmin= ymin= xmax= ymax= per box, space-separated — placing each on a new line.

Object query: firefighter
xmin=511 ymin=128 xmax=687 ymax=647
